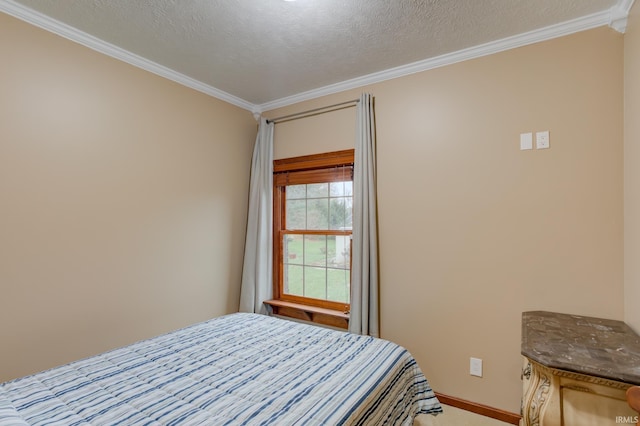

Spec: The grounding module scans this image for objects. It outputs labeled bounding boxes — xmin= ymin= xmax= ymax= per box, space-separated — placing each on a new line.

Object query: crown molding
xmin=609 ymin=0 xmax=636 ymax=32
xmin=1 ymin=0 xmax=633 ymax=115
xmin=618 ymin=0 xmax=637 ymax=14
xmin=0 ymin=0 xmax=256 ymax=112
xmin=258 ymin=8 xmax=618 ymax=112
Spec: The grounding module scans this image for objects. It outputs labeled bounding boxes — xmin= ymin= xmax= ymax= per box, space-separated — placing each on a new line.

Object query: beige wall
xmin=264 ymin=27 xmax=624 ymax=412
xmin=1 ymin=7 xmax=627 ymax=415
xmin=625 ymin=2 xmax=640 ymax=334
xmin=0 ymin=12 xmax=256 ymax=382
xmin=273 ymin=106 xmax=356 ymax=159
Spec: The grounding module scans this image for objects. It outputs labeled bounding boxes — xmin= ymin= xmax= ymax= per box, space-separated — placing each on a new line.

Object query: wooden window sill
xmin=264 ymin=299 xmax=349 ymax=330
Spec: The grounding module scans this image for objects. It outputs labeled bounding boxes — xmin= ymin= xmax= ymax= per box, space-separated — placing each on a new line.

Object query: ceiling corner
xmin=0 ymin=0 xmax=258 ymax=112
xmin=609 ymin=0 xmax=637 ymax=32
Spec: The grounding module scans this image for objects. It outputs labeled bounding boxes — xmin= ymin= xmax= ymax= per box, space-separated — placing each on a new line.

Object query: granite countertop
xmin=522 ymin=311 xmax=640 ymax=385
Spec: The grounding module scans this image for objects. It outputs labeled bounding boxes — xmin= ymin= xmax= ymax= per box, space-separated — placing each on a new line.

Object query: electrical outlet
xmin=536 ymin=131 xmax=550 ymax=149
xmin=470 ymin=357 xmax=483 ymax=377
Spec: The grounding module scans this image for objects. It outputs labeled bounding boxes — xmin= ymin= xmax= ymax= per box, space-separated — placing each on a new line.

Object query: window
xmin=268 ymin=150 xmax=354 ymax=327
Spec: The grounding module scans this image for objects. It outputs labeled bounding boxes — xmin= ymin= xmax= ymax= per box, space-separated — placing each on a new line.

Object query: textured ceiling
xmin=7 ymin=0 xmax=625 ymax=108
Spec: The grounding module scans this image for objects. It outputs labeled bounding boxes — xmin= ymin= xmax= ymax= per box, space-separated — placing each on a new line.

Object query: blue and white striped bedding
xmin=0 ymin=313 xmax=441 ymax=425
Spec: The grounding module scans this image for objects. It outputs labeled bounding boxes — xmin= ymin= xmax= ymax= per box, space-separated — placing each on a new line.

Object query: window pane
xmin=330 ymin=181 xmax=352 ymax=197
xmin=287 ymin=184 xmax=306 ymax=199
xmin=304 ymin=235 xmax=326 ymax=267
xmin=343 ymin=181 xmax=353 ymax=197
xmin=329 ymin=197 xmax=352 ymax=230
xmin=284 ymin=235 xmax=303 ymax=265
xmin=327 ymin=268 xmax=350 ymax=303
xmin=284 ymin=264 xmax=304 ymax=297
xmin=307 ymin=199 xmax=329 ymax=230
xmin=304 ymin=266 xmax=326 ymax=299
xmin=307 ymin=183 xmax=328 ymax=198
xmin=331 ymin=235 xmax=350 ymax=269
xmin=329 ymin=181 xmax=344 ymax=197
xmin=286 ymin=199 xmax=306 ymax=229
xmin=282 ymin=233 xmax=350 ymax=304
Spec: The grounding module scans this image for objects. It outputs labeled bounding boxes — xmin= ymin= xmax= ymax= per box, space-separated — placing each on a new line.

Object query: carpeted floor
xmin=416 ymin=404 xmax=514 ymax=426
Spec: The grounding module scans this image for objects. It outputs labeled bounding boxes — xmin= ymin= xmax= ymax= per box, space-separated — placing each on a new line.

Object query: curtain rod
xmin=266 ymin=99 xmax=359 ymax=124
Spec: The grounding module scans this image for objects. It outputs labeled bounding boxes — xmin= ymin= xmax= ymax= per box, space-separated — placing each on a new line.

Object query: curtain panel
xmin=239 ymin=118 xmax=274 ymax=314
xmin=350 ymin=93 xmax=380 ymax=337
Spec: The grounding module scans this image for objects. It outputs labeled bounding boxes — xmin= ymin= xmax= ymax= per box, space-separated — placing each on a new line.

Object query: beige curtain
xmin=349 ymin=94 xmax=379 ymax=336
xmin=239 ymin=118 xmax=274 ymax=314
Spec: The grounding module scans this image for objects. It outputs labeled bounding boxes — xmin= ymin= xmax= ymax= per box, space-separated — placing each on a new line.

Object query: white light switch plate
xmin=470 ymin=357 xmax=483 ymax=377
xmin=520 ymin=133 xmax=533 ymax=150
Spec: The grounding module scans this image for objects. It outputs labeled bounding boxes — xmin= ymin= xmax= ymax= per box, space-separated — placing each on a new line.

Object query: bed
xmin=0 ymin=313 xmax=442 ymax=425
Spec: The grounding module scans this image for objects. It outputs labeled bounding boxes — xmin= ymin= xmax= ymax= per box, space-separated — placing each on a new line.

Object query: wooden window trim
xmin=273 ymin=149 xmax=354 ymax=173
xmin=263 ymin=299 xmax=349 ymax=330
xmin=272 ymin=150 xmax=354 ymax=328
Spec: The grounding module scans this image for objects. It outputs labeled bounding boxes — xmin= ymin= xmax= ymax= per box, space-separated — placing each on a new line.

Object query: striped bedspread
xmin=0 ymin=313 xmax=442 ymax=425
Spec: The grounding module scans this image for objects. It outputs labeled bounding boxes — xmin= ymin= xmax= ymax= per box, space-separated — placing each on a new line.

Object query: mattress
xmin=0 ymin=313 xmax=442 ymax=425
